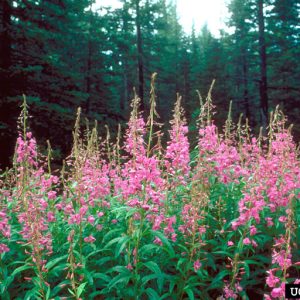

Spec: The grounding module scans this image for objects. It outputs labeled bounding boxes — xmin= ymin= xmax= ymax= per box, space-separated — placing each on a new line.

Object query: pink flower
xmin=251 ymin=240 xmax=258 ymax=248
xmin=243 ymin=238 xmax=251 ymax=245
xmin=294 ymin=279 xmax=300 ymax=284
xmin=127 ymin=198 xmax=140 ymax=207
xmin=47 ymin=212 xmax=55 ymax=222
xmin=79 ymin=205 xmax=88 ymax=217
xmin=55 ymin=203 xmax=63 ymax=210
xmin=64 ymin=204 xmax=74 ymax=214
xmin=141 ymin=204 xmax=150 ymax=211
xmin=235 ymin=283 xmax=243 ymax=292
xmin=47 ymin=191 xmax=57 ymax=200
xmin=272 ymin=249 xmax=292 ymax=268
xmin=265 ymin=217 xmax=273 ymax=227
xmin=39 ymin=199 xmax=48 ymax=210
xmin=152 ymin=215 xmax=164 ymax=231
xmin=198 ymin=226 xmax=206 ymax=234
xmin=271 ymin=286 xmax=284 ymax=298
xmin=227 ymin=241 xmax=234 ymax=246
xmin=84 ymin=235 xmax=96 ymax=243
xmin=153 ymin=237 xmax=162 ymax=246
xmin=193 ymin=260 xmax=201 ymax=272
xmin=69 ymin=214 xmax=81 ymax=225
xmin=231 ymin=220 xmax=240 ymax=230
xmin=266 ymin=270 xmax=280 ymax=288
xmin=223 ymin=284 xmax=238 ymax=299
xmin=171 ymin=233 xmax=177 ymax=242
xmin=87 ymin=215 xmax=95 ymax=224
xmin=278 ymin=216 xmax=287 ymax=223
xmin=250 ymin=225 xmax=257 ymax=236
xmin=111 ymin=219 xmax=118 ymax=224
xmin=98 ymin=212 xmax=104 ymax=217
xmin=0 ymin=243 xmax=9 ymax=253
xmin=165 ymin=99 xmax=190 ymax=185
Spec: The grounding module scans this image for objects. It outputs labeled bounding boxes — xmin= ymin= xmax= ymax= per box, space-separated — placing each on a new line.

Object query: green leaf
xmin=104 ymin=236 xmax=124 ymax=250
xmin=243 ymin=259 xmax=261 ymax=278
xmin=212 ymin=250 xmax=232 ymax=257
xmin=86 ymin=249 xmax=106 ymax=260
xmin=143 ymin=261 xmax=165 ymax=293
xmin=46 ymin=285 xmax=51 ymax=300
xmin=76 ymin=282 xmax=87 ymax=298
xmin=139 ymin=244 xmax=159 ymax=256
xmin=115 ymin=236 xmax=131 ymax=257
xmin=93 ymin=273 xmax=111 ymax=283
xmin=125 ymin=207 xmax=140 ymax=219
xmin=185 ymin=288 xmax=195 ymax=300
xmin=108 ymin=273 xmax=132 ymax=290
xmin=68 ymin=288 xmax=76 ymax=296
xmin=150 ymin=230 xmax=175 ymax=258
xmin=106 ymin=265 xmax=129 ymax=274
xmin=45 ymin=254 xmax=68 ymax=271
xmin=95 ymin=256 xmax=112 ymax=267
xmin=24 ymin=286 xmax=39 ymax=300
xmin=142 ymin=273 xmax=160 ymax=285
xmin=50 ymin=280 xmax=70 ymax=297
xmin=146 ymin=288 xmax=160 ymax=299
xmin=143 ymin=261 xmax=161 ymax=274
xmin=169 ymin=280 xmax=176 ymax=295
xmin=103 ymin=228 xmax=123 ymax=244
xmin=83 ymin=269 xmax=94 ymax=286
xmin=0 ymin=275 xmax=14 ymax=292
xmin=208 ymin=270 xmax=230 ymax=289
xmin=11 ymin=265 xmax=33 ymax=277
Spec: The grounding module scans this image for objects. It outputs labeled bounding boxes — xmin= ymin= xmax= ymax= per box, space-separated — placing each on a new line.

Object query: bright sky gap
xmin=93 ymin=0 xmax=229 ymax=36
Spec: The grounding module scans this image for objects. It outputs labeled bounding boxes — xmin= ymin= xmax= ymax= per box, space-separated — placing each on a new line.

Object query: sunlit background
xmin=94 ymin=0 xmax=229 ymax=36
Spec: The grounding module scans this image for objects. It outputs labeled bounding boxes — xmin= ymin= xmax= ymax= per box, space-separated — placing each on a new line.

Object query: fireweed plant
xmin=0 ymin=85 xmax=299 ymax=300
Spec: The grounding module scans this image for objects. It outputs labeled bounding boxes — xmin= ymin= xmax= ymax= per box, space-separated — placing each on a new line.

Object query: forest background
xmin=0 ymin=0 xmax=299 ymax=168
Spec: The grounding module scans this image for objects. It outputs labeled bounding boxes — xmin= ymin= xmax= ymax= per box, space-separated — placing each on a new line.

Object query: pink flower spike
xmin=243 ymin=238 xmax=251 ymax=245
xmin=266 ymin=270 xmax=280 ymax=288
xmin=278 ymin=216 xmax=287 ymax=223
xmin=87 ymin=215 xmax=95 ymax=224
xmin=271 ymin=286 xmax=284 ymax=299
xmin=47 ymin=212 xmax=56 ymax=222
xmin=193 ymin=260 xmax=201 ymax=272
xmin=47 ymin=191 xmax=57 ymax=200
xmin=0 ymin=243 xmax=10 ymax=254
xmin=153 ymin=237 xmax=162 ymax=246
xmin=250 ymin=225 xmax=257 ymax=236
xmin=84 ymin=235 xmax=96 ymax=243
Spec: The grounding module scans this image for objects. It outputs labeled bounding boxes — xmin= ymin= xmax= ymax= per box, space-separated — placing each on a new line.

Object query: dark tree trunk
xmin=0 ymin=0 xmax=13 ymax=169
xmin=257 ymin=0 xmax=268 ymax=129
xmin=85 ymin=10 xmax=93 ymax=116
xmin=121 ymin=4 xmax=129 ymax=115
xmin=135 ymin=0 xmax=144 ymax=111
xmin=242 ymin=51 xmax=250 ymax=121
xmin=0 ymin=0 xmax=12 ymax=96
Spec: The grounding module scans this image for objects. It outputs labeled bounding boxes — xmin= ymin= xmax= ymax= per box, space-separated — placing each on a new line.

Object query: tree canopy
xmin=0 ymin=0 xmax=299 ymax=168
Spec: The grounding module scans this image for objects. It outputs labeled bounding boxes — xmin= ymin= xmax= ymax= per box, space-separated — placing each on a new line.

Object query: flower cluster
xmin=0 ymin=209 xmax=10 ymax=254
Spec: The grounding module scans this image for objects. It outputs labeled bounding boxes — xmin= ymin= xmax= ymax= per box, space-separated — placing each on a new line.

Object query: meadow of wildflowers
xmin=0 ymin=86 xmax=299 ymax=300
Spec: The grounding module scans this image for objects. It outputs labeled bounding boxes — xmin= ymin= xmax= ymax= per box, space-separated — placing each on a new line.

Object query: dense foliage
xmin=0 ymin=92 xmax=299 ymax=299
xmin=1 ymin=0 xmax=300 ymax=168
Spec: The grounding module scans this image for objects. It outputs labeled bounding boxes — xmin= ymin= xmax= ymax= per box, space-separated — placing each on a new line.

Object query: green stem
xmin=133 ymin=211 xmax=145 ymax=299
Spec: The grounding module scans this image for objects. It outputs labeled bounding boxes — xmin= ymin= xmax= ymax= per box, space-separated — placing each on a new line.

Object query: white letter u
xmin=290 ymin=287 xmax=298 ymax=296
